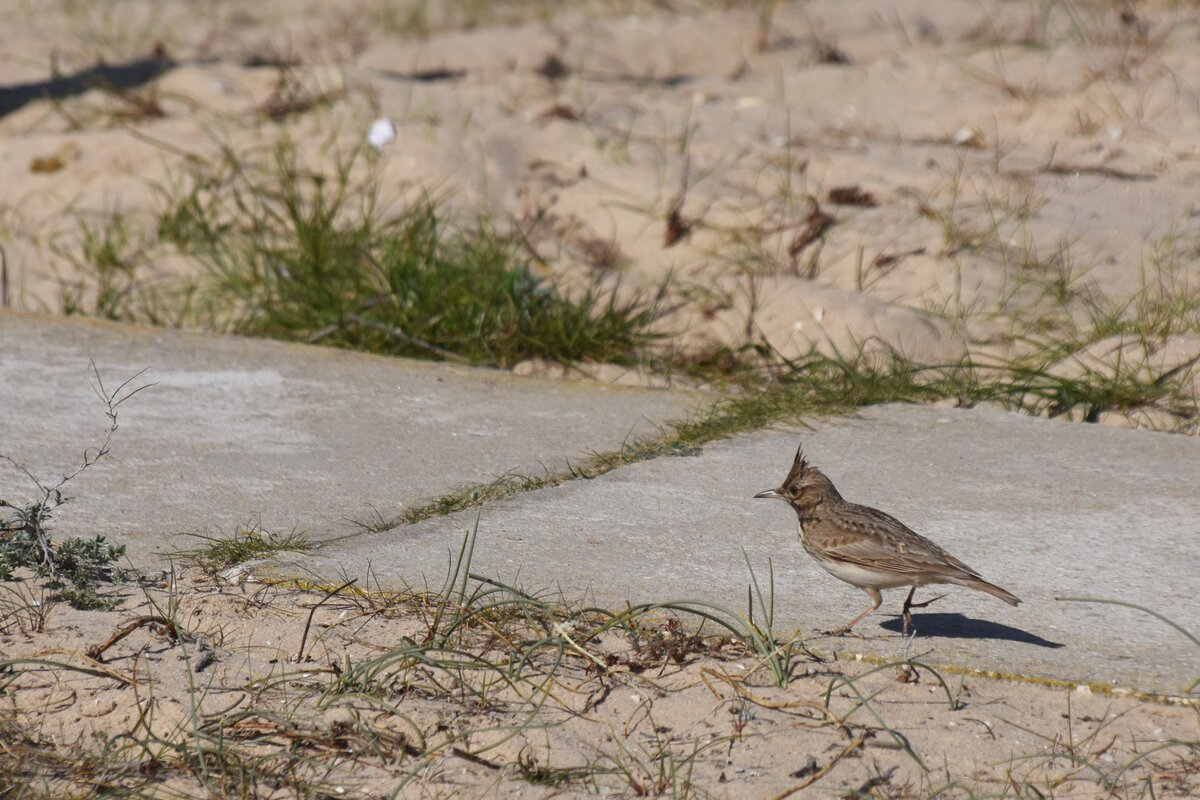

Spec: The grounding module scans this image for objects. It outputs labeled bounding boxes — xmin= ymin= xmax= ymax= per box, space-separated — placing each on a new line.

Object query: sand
xmin=2 ymin=568 xmax=1197 ymax=797
xmin=3 ymin=0 xmax=1198 ymax=378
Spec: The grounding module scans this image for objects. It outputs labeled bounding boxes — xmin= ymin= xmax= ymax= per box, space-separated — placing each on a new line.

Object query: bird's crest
xmin=782 ymin=445 xmax=808 ymax=488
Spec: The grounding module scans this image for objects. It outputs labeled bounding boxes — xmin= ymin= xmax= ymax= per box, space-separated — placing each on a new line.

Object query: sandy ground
xmin=2 ymin=568 xmax=1198 ymax=798
xmin=2 ymin=0 xmax=1199 ymax=389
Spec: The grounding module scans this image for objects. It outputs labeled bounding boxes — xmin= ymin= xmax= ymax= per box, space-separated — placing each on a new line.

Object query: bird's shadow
xmin=878 ymin=613 xmax=1065 ymax=649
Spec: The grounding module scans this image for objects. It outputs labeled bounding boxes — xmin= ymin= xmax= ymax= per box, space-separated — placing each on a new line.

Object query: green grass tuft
xmin=179 ymin=526 xmax=313 ymax=572
xmin=159 ymin=144 xmax=660 ymax=369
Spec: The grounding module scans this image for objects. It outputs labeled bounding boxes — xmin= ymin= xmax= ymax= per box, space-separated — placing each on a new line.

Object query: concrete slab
xmin=0 ymin=312 xmax=698 ymax=565
xmin=262 ymin=405 xmax=1200 ymax=696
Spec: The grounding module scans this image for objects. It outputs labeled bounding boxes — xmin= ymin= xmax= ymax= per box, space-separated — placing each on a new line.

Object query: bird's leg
xmin=824 ymin=588 xmax=882 ymax=637
xmin=901 ymin=587 xmax=948 ymax=636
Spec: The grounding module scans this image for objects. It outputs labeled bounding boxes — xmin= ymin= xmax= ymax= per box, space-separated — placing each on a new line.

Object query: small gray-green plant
xmin=0 ymin=364 xmax=150 ymax=609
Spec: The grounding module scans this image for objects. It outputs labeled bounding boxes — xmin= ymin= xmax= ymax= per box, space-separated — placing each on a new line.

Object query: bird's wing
xmin=805 ymin=505 xmax=983 ymax=579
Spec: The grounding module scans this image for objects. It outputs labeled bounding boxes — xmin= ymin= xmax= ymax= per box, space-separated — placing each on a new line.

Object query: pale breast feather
xmin=809 ymin=551 xmax=916 ymax=589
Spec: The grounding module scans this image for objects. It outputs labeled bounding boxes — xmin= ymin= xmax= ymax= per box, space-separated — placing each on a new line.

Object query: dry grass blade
xmin=771 ymin=734 xmax=866 ymax=799
xmin=297 ymin=579 xmax=357 ymax=661
xmin=3 ymin=655 xmax=135 ymax=687
xmin=700 ymin=667 xmax=837 ymax=720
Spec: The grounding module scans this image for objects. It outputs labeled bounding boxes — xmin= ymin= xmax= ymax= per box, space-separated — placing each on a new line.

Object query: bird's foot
xmin=905 ymin=592 xmax=948 ymax=612
xmin=900 ymin=592 xmax=948 ymax=636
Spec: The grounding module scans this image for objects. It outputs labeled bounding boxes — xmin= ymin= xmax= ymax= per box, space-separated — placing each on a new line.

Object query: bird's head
xmin=753 ymin=446 xmax=842 ymax=513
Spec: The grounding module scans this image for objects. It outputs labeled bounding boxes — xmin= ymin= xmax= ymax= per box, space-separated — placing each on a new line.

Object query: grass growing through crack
xmin=389 ymin=333 xmax=1198 ymax=531
xmin=178 ymin=525 xmax=314 ymax=573
xmin=387 ymin=350 xmax=993 ymax=525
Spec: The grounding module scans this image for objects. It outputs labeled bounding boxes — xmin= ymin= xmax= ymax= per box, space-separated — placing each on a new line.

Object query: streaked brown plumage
xmin=755 ymin=446 xmax=1020 ymax=636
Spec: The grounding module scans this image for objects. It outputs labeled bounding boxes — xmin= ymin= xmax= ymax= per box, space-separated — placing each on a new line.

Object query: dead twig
xmin=827 ymin=186 xmax=878 ymax=207
xmin=86 ymin=614 xmax=183 ymax=661
xmin=788 ymin=205 xmax=834 ymax=266
xmin=700 ymin=668 xmax=841 ymax=724
xmin=664 ymin=156 xmax=693 ymax=247
xmin=664 ymin=204 xmax=691 ymax=247
xmin=1 ymin=244 xmax=8 ymax=307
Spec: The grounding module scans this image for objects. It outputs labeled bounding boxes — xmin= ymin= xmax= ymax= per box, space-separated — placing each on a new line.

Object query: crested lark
xmin=754 ymin=446 xmax=1020 ymax=636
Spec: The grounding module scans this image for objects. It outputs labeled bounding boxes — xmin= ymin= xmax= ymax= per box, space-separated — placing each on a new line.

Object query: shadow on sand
xmin=1 ymin=54 xmax=174 ymax=118
xmin=879 ymin=612 xmax=1065 ymax=649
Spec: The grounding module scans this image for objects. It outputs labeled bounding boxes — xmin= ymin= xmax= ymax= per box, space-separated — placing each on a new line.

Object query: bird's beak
xmin=753 ymin=489 xmax=783 ymax=500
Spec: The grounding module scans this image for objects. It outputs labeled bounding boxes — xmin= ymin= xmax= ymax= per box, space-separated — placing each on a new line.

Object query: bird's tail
xmin=961 ymin=578 xmax=1021 ymax=606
